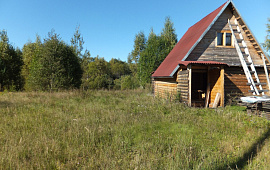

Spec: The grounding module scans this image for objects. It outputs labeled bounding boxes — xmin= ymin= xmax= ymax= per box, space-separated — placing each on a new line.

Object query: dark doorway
xmin=191 ymin=71 xmax=208 ymax=107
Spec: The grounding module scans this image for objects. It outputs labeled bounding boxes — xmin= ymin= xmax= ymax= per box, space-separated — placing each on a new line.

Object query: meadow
xmin=0 ymin=89 xmax=270 ymax=169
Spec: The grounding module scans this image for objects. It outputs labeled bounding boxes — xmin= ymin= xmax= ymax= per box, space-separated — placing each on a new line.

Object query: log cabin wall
xmin=185 ymin=7 xmax=263 ymax=66
xmin=177 ymin=69 xmax=189 ymax=103
xmin=152 ymin=3 xmax=269 ymax=106
xmin=224 ymin=66 xmax=270 ymax=103
xmin=153 ymin=78 xmax=178 ymax=99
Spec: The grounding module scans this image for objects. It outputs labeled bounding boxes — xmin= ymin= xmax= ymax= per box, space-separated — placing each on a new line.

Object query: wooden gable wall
xmin=185 ymin=6 xmax=263 ymax=66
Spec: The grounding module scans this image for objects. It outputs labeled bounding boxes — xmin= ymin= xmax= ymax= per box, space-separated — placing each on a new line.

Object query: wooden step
xmin=233 ymin=31 xmax=241 ymax=34
xmin=249 ymin=89 xmax=269 ymax=93
xmin=231 ymin=24 xmax=238 ymax=26
xmin=250 ymin=71 xmax=255 ymax=74
xmin=246 ymin=62 xmax=252 ymax=66
xmin=237 ymin=39 xmax=244 ymax=43
xmin=247 ymin=82 xmax=267 ymax=86
xmin=242 ymin=54 xmax=249 ymax=57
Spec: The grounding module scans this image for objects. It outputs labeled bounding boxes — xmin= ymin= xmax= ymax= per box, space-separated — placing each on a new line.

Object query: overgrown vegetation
xmin=0 ymin=89 xmax=270 ymax=169
xmin=128 ymin=17 xmax=177 ymax=88
xmin=0 ymin=30 xmax=23 ymax=91
xmin=0 ymin=17 xmax=177 ymax=92
xmin=263 ymin=18 xmax=270 ymax=55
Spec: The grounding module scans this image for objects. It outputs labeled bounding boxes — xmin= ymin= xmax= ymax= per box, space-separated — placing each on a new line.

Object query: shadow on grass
xmin=218 ymin=126 xmax=270 ymax=169
xmin=0 ymin=101 xmax=12 ymax=108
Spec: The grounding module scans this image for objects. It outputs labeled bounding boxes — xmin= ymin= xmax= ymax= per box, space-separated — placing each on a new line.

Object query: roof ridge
xmin=189 ymin=1 xmax=229 ymax=29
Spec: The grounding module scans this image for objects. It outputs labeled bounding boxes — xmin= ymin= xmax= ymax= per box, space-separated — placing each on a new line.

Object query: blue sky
xmin=1 ymin=0 xmax=269 ymax=61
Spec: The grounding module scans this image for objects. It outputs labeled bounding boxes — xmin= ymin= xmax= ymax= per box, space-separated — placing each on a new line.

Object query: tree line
xmin=0 ymin=18 xmax=178 ymax=91
xmin=1 ymin=18 xmax=269 ymax=92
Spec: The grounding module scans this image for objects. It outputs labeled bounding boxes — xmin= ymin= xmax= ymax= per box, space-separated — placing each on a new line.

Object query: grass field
xmin=0 ymin=89 xmax=270 ymax=169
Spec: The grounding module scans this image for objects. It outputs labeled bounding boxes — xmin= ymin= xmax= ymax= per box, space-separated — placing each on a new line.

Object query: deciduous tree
xmin=23 ymin=30 xmax=82 ymax=91
xmin=83 ymin=56 xmax=112 ymax=89
xmin=263 ymin=18 xmax=270 ymax=54
xmin=109 ymin=58 xmax=130 ymax=79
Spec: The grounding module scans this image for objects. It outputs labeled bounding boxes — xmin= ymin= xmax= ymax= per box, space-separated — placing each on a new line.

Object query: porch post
xmin=220 ymin=66 xmax=225 ymax=107
xmin=205 ymin=66 xmax=211 ymax=108
xmin=188 ymin=64 xmax=192 ymax=106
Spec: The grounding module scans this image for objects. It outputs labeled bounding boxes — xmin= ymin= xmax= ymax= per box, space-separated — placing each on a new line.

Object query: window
xmin=225 ymin=33 xmax=232 ymax=46
xmin=217 ymin=32 xmax=223 ymax=46
xmin=216 ymin=31 xmax=233 ymax=47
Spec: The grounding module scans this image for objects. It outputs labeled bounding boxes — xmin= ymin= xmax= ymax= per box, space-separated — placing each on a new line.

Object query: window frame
xmin=216 ymin=30 xmax=234 ymax=48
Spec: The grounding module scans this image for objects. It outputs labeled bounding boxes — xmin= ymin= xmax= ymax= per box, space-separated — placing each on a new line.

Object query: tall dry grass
xmin=0 ymin=89 xmax=270 ymax=169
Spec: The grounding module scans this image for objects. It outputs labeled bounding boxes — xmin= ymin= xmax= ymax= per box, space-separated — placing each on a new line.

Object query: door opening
xmin=191 ymin=71 xmax=208 ymax=107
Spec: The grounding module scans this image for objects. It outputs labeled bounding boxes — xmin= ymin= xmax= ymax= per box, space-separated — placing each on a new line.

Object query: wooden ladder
xmin=228 ymin=19 xmax=268 ymax=95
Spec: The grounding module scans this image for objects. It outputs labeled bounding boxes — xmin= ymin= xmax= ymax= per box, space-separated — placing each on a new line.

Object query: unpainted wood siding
xmin=186 ymin=7 xmax=263 ymax=66
xmin=224 ymin=67 xmax=269 ymax=100
xmin=153 ymin=78 xmax=177 ymax=99
xmin=208 ymin=68 xmax=223 ymax=107
xmin=177 ymin=70 xmax=189 ymax=103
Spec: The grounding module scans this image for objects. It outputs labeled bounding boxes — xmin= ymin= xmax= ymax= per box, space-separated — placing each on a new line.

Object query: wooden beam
xmin=220 ymin=66 xmax=225 ymax=107
xmin=188 ymin=65 xmax=192 ymax=107
xmin=212 ymin=93 xmax=221 ymax=108
xmin=241 ymin=25 xmax=247 ymax=28
xmin=235 ymin=17 xmax=241 ymax=20
xmin=205 ymin=66 xmax=211 ymax=108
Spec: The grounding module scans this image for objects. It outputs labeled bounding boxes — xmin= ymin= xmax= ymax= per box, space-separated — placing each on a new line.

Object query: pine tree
xmin=137 ymin=18 xmax=178 ymax=87
xmin=140 ymin=30 xmax=160 ymax=86
xmin=0 ymin=30 xmax=23 ymax=91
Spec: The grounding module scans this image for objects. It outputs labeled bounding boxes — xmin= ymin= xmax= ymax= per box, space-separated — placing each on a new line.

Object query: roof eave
xmin=152 ymin=76 xmax=174 ymax=78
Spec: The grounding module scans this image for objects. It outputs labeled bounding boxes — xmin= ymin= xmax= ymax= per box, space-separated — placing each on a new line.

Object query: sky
xmin=0 ymin=0 xmax=269 ymax=61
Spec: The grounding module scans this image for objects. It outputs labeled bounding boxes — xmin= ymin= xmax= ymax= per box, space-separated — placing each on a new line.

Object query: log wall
xmin=224 ymin=66 xmax=270 ymax=102
xmin=153 ymin=78 xmax=178 ymax=99
xmin=177 ymin=70 xmax=189 ymax=103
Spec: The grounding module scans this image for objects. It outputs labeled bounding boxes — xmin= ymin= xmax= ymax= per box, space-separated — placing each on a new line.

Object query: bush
xmin=114 ymin=75 xmax=139 ymax=90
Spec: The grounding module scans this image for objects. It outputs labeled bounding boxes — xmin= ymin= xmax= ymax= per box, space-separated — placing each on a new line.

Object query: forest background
xmin=0 ymin=18 xmax=269 ymax=92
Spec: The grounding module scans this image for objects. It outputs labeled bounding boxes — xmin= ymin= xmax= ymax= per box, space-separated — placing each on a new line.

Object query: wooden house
xmin=152 ymin=0 xmax=270 ymax=107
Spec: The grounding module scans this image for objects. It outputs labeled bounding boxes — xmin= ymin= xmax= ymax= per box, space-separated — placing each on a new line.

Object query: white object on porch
xmin=240 ymin=96 xmax=270 ymax=104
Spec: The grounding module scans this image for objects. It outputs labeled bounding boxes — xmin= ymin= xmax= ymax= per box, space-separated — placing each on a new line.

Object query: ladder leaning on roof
xmin=228 ymin=19 xmax=269 ymax=95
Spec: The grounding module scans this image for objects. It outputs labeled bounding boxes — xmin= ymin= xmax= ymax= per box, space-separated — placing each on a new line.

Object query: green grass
xmin=0 ymin=89 xmax=270 ymax=169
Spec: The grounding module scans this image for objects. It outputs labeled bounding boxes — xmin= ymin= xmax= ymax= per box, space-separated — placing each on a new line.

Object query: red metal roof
xmin=152 ymin=1 xmax=229 ymax=77
xmin=178 ymin=61 xmax=228 ymax=66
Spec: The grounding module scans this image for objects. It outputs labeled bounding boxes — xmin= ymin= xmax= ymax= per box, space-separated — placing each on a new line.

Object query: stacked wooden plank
xmin=243 ymin=101 xmax=270 ymax=120
xmin=177 ymin=70 xmax=189 ymax=103
xmin=261 ymin=102 xmax=270 ymax=120
xmin=154 ymin=81 xmax=177 ymax=100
